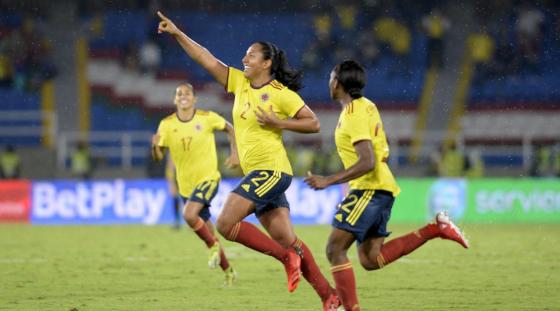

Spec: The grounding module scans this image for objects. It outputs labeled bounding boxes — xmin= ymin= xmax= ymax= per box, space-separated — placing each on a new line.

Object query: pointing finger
xmin=157 ymin=11 xmax=168 ymax=21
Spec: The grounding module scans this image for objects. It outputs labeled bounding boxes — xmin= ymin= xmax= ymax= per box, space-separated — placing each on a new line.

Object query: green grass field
xmin=1 ymin=224 xmax=559 ymax=310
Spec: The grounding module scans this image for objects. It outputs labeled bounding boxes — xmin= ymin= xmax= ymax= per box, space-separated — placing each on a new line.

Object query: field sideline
xmin=1 ymin=224 xmax=559 ymax=310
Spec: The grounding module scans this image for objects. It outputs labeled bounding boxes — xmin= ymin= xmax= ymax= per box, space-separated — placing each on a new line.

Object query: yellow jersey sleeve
xmin=208 ymin=111 xmax=227 ymax=131
xmin=226 ymin=67 xmax=246 ymax=94
xmin=278 ymin=89 xmax=305 ymax=118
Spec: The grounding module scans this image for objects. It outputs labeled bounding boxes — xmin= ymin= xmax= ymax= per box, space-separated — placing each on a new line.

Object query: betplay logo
xmin=32 ymin=180 xmax=167 ymax=224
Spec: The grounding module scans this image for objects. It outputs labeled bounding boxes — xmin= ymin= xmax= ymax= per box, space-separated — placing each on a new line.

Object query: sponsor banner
xmin=28 ymin=178 xmax=560 ymax=225
xmin=29 ymin=178 xmax=346 ymax=225
xmin=31 ymin=180 xmax=172 ymax=225
xmin=466 ymin=179 xmax=560 ymax=223
xmin=0 ymin=180 xmax=32 ymax=222
xmin=423 ymin=178 xmax=560 ymax=223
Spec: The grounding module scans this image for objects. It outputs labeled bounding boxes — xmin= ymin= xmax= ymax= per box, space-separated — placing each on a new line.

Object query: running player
xmin=152 ymin=82 xmax=238 ymax=286
xmin=157 ymin=11 xmax=340 ymax=310
xmin=304 ymin=60 xmax=469 ymax=311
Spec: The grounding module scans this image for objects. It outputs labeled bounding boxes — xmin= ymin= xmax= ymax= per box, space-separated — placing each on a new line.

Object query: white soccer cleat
xmin=436 ymin=211 xmax=470 ymax=249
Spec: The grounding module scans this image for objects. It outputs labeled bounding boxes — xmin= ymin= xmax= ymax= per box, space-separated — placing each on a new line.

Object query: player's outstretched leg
xmin=360 ymin=211 xmax=468 ymax=270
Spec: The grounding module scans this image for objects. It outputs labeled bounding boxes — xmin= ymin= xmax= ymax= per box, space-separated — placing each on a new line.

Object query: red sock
xmin=331 ymin=261 xmax=359 ymax=311
xmin=377 ymin=223 xmax=439 ymax=267
xmin=216 ymin=237 xmax=230 ymax=270
xmin=292 ymin=238 xmax=333 ymax=302
xmin=227 ymin=221 xmax=286 ymax=261
xmin=192 ymin=218 xmax=217 ymax=248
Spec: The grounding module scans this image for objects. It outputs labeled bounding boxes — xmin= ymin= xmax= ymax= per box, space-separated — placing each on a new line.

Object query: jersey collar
xmin=250 ymin=78 xmax=274 ymax=90
xmin=176 ymin=109 xmax=196 ymax=123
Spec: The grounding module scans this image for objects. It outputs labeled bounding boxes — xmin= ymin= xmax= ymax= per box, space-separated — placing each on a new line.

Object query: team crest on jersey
xmin=261 ymin=93 xmax=269 ymax=102
xmin=173 ymin=128 xmax=178 ymax=132
xmin=195 ymin=124 xmax=202 ymax=131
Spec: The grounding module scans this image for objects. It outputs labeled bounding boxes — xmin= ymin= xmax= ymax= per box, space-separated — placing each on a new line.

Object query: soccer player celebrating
xmin=152 ymin=82 xmax=239 ymax=286
xmin=157 ymin=11 xmax=340 ymax=310
xmin=304 ymin=60 xmax=469 ymax=311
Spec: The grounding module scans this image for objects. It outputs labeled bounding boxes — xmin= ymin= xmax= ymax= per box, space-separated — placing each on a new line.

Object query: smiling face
xmin=242 ymin=43 xmax=272 ymax=81
xmin=174 ymin=84 xmax=196 ymax=111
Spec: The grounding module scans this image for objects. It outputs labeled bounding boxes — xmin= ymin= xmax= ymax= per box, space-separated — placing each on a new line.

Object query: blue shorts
xmin=232 ymin=170 xmax=292 ymax=217
xmin=332 ymin=189 xmax=394 ymax=244
xmin=181 ymin=180 xmax=219 ymax=222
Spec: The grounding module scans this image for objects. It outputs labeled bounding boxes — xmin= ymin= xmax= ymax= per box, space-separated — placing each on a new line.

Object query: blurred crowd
xmin=0 ymin=7 xmax=56 ymax=92
xmin=302 ymin=1 xmax=435 ymax=74
xmin=469 ymin=0 xmax=558 ymax=83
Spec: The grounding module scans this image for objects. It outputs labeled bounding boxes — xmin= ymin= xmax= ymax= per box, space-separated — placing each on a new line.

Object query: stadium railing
xmin=0 ymin=110 xmax=58 ymax=147
xmin=387 ymin=130 xmax=539 ymax=170
xmin=56 ymin=131 xmax=152 ymax=170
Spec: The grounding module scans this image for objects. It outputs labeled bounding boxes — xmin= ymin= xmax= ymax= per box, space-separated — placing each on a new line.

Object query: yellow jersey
xmin=157 ymin=110 xmax=226 ymax=197
xmin=226 ymin=67 xmax=304 ymax=175
xmin=334 ymin=97 xmax=400 ymax=196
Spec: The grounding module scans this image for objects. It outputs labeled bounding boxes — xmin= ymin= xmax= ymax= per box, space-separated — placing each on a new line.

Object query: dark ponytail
xmin=333 ymin=60 xmax=366 ymax=99
xmin=257 ymin=41 xmax=303 ymax=91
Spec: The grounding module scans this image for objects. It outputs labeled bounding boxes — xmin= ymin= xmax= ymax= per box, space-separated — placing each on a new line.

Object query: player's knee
xmin=216 ymin=215 xmax=233 ymax=240
xmin=183 ymin=208 xmax=198 ymax=227
xmin=359 ymin=257 xmax=381 ymax=271
xmin=274 ymin=236 xmax=293 ymax=248
xmin=326 ymin=244 xmax=345 ymax=265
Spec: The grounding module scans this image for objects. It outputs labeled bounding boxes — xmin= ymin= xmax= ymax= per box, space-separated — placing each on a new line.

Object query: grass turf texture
xmin=1 ymin=224 xmax=559 ymax=310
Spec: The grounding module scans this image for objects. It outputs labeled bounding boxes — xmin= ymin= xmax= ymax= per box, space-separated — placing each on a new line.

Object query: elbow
xmin=366 ymin=160 xmax=375 ymax=172
xmin=360 ymin=158 xmax=375 ymax=173
xmin=309 ymin=118 xmax=320 ymax=133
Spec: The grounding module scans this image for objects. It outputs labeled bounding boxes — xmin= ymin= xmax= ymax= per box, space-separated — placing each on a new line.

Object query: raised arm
xmin=304 ymin=140 xmax=374 ymax=190
xmin=222 ymin=121 xmax=239 ymax=168
xmin=255 ymin=105 xmax=320 ymax=134
xmin=157 ymin=11 xmax=229 ymax=86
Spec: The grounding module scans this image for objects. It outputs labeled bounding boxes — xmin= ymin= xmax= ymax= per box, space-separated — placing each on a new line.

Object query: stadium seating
xmin=0 ymin=88 xmax=42 ymax=146
xmin=469 ymin=9 xmax=560 ymax=104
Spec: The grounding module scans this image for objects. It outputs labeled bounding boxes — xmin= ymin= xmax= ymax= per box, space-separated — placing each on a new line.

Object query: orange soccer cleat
xmin=283 ymin=247 xmax=302 ymax=292
xmin=323 ymin=292 xmax=342 ymax=311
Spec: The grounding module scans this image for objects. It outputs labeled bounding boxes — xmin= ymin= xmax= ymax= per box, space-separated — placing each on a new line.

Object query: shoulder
xmin=160 ymin=113 xmax=176 ymax=126
xmin=196 ymin=109 xmax=210 ymax=116
xmin=270 ymin=80 xmax=286 ymax=91
xmin=355 ymin=97 xmax=378 ymax=114
xmin=163 ymin=113 xmax=176 ymax=121
xmin=271 ymin=81 xmax=303 ymax=101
